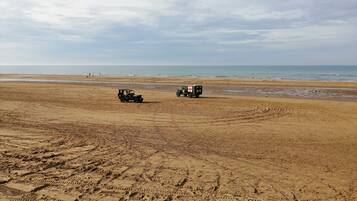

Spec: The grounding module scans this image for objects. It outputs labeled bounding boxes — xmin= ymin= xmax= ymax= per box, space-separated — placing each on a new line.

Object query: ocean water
xmin=1 ymin=65 xmax=357 ymax=81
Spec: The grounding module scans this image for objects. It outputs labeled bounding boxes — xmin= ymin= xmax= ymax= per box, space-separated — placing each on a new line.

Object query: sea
xmin=1 ymin=65 xmax=357 ymax=81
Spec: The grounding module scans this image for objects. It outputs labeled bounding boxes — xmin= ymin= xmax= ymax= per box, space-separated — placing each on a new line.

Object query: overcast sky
xmin=1 ymin=0 xmax=357 ymax=65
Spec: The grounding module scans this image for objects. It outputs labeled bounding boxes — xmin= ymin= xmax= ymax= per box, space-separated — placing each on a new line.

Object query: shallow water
xmin=1 ymin=65 xmax=357 ymax=81
xmin=224 ymin=87 xmax=357 ymax=100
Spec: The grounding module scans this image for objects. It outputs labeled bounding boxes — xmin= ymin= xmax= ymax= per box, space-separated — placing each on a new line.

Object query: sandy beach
xmin=0 ymin=75 xmax=356 ymax=200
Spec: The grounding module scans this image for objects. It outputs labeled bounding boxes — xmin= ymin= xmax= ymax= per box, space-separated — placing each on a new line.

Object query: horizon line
xmin=1 ymin=64 xmax=357 ymax=66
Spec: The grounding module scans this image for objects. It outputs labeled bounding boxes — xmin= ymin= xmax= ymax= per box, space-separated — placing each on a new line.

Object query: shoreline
xmin=1 ymin=65 xmax=357 ymax=82
xmin=1 ymin=73 xmax=357 ymax=87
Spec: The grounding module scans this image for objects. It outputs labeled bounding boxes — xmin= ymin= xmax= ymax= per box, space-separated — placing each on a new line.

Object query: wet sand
xmin=0 ymin=75 xmax=356 ymax=200
xmin=2 ymin=74 xmax=357 ymax=100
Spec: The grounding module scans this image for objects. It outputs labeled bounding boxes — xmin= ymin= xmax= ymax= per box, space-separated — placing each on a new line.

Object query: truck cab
xmin=176 ymin=85 xmax=203 ymax=98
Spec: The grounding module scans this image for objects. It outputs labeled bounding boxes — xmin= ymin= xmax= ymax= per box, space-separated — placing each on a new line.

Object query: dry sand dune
xmin=0 ymin=80 xmax=356 ymax=201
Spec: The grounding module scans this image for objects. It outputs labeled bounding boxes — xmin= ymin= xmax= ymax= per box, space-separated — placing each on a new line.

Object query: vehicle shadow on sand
xmin=141 ymin=101 xmax=161 ymax=104
xmin=196 ymin=96 xmax=230 ymax=100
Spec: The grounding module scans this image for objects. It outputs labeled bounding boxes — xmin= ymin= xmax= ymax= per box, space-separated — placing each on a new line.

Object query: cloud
xmin=22 ymin=0 xmax=175 ymax=30
xmin=186 ymin=0 xmax=306 ymax=22
xmin=215 ymin=22 xmax=357 ymax=48
xmin=0 ymin=0 xmax=357 ymax=64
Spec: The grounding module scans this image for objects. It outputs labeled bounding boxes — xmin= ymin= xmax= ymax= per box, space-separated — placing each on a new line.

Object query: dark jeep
xmin=118 ymin=89 xmax=143 ymax=103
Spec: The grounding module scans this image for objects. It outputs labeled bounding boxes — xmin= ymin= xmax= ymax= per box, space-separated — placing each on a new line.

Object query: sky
xmin=0 ymin=0 xmax=357 ymax=65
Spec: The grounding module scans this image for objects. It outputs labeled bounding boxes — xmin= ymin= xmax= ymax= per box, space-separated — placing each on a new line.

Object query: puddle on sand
xmin=224 ymin=87 xmax=357 ymax=100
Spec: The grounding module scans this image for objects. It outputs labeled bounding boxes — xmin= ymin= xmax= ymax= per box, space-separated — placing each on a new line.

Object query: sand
xmin=0 ymin=76 xmax=356 ymax=201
